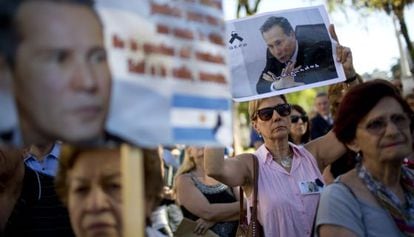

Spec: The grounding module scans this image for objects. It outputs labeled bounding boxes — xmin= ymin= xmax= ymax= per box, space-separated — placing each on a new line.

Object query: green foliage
xmin=326 ymin=0 xmax=414 ymax=74
xmin=285 ymin=88 xmax=319 ymax=112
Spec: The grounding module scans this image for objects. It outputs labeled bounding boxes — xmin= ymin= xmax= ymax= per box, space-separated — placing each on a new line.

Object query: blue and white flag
xmin=100 ymin=0 xmax=233 ymax=147
xmin=171 ymin=94 xmax=232 ymax=145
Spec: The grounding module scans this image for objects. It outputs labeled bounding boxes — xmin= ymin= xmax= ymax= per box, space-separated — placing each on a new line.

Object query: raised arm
xmin=305 ymin=26 xmax=354 ymax=172
xmin=304 ymin=131 xmax=346 ymax=172
xmin=175 ymin=174 xmax=239 ymax=222
xmin=204 ymin=147 xmax=252 ymax=188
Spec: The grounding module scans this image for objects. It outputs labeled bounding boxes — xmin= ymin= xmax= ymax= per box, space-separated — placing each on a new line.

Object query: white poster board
xmin=98 ymin=0 xmax=233 ymax=147
xmin=227 ymin=5 xmax=345 ymax=102
xmin=0 ymin=0 xmax=233 ymax=147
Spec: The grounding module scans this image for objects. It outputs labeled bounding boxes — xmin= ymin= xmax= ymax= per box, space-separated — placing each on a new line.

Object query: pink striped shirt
xmin=247 ymin=143 xmax=323 ymax=237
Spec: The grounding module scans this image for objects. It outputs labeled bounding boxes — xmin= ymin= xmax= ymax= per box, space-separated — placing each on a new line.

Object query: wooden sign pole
xmin=121 ymin=144 xmax=145 ymax=237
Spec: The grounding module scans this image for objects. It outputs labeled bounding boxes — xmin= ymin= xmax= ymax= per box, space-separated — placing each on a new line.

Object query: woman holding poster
xmin=204 ymin=44 xmax=355 ymax=237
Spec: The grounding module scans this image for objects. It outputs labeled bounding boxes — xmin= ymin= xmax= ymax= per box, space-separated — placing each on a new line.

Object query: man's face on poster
xmin=12 ymin=1 xmax=111 ymax=144
xmin=262 ymin=25 xmax=296 ymax=64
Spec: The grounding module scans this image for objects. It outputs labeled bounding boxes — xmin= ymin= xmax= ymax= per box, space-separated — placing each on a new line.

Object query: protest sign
xmin=99 ymin=0 xmax=233 ymax=147
xmin=227 ymin=5 xmax=345 ymax=102
xmin=0 ymin=0 xmax=232 ymax=147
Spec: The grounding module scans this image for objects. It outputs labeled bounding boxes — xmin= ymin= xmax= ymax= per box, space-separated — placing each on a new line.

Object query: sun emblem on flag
xmin=199 ymin=113 xmax=207 ymax=124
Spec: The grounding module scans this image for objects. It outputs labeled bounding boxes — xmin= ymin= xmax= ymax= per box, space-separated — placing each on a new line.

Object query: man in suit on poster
xmin=256 ymin=16 xmax=338 ymax=93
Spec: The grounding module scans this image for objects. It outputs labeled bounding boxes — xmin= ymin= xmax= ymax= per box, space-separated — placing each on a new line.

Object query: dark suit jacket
xmin=4 ymin=166 xmax=75 ymax=237
xmin=256 ymin=24 xmax=338 ymax=94
xmin=310 ymin=113 xmax=332 ymax=139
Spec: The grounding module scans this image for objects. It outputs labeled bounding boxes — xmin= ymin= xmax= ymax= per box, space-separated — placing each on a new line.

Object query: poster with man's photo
xmin=227 ymin=5 xmax=345 ymax=102
xmin=0 ymin=0 xmax=232 ymax=147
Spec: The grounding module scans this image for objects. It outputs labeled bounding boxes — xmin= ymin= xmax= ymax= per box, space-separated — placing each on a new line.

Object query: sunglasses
xmin=257 ymin=104 xmax=291 ymax=121
xmin=362 ymin=114 xmax=410 ymax=135
xmin=290 ymin=115 xmax=308 ymax=123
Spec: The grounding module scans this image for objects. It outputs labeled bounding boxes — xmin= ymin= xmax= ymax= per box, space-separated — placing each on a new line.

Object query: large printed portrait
xmin=0 ymin=0 xmax=233 ymax=147
xmin=227 ymin=5 xmax=345 ymax=102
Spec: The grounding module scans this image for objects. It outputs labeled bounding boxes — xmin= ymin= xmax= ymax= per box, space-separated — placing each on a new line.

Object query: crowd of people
xmin=0 ymin=0 xmax=413 ymax=237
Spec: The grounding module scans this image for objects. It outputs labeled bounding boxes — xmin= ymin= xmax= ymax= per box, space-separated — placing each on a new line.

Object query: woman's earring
xmin=355 ymin=151 xmax=362 ymax=162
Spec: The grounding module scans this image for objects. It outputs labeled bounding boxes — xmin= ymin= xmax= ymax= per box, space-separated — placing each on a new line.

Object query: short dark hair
xmin=333 ymin=79 xmax=413 ymax=144
xmin=260 ymin=16 xmax=294 ymax=36
xmin=0 ymin=0 xmax=95 ymax=66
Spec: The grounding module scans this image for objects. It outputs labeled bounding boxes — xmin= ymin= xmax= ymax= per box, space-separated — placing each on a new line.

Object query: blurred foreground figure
xmin=0 ymin=0 xmax=111 ymax=146
xmin=0 ymin=146 xmax=74 ymax=236
xmin=56 ymin=146 xmax=165 ymax=237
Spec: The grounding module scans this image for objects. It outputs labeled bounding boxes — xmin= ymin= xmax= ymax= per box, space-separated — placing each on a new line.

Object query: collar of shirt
xmin=287 ymin=40 xmax=299 ymax=65
xmin=49 ymin=142 xmax=61 ymax=159
xmin=256 ymin=142 xmax=298 ymax=166
xmin=23 ymin=142 xmax=61 ymax=162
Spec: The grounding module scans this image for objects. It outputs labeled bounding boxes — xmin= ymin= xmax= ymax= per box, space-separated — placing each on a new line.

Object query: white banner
xmin=98 ymin=0 xmax=233 ymax=146
xmin=0 ymin=0 xmax=232 ymax=147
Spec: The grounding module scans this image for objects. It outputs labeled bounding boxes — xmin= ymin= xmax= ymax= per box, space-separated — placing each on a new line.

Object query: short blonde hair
xmin=174 ymin=147 xmax=196 ymax=177
xmin=173 ymin=147 xmax=196 ymax=195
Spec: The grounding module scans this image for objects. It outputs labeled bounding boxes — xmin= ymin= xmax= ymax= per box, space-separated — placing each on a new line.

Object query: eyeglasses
xmin=362 ymin=114 xmax=410 ymax=135
xmin=257 ymin=104 xmax=291 ymax=121
xmin=290 ymin=115 xmax=308 ymax=123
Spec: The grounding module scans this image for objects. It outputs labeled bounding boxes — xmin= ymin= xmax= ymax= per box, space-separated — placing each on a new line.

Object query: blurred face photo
xmin=12 ymin=1 xmax=111 ymax=145
xmin=262 ymin=25 xmax=296 ymax=64
xmin=67 ymin=149 xmax=121 ymax=237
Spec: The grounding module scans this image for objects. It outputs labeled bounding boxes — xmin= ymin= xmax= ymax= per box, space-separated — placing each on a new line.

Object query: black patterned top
xmin=181 ymin=172 xmax=238 ymax=237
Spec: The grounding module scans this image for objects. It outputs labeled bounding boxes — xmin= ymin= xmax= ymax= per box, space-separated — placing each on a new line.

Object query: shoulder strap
xmin=239 ymin=183 xmax=245 ymax=223
xmin=238 ymin=154 xmax=260 ymax=227
xmin=251 ymin=154 xmax=259 ymax=225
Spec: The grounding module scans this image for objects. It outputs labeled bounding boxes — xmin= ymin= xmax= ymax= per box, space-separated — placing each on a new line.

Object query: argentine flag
xmin=171 ymin=94 xmax=232 ymax=146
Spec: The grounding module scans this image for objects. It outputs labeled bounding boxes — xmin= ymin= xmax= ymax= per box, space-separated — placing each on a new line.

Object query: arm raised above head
xmin=204 ymin=147 xmax=252 ymax=188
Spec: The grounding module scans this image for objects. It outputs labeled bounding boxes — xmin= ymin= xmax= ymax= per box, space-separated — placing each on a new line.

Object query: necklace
xmin=280 ymin=154 xmax=293 ymax=168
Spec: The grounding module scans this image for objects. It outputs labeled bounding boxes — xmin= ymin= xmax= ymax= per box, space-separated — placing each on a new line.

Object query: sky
xmin=223 ymin=0 xmax=414 ymax=76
